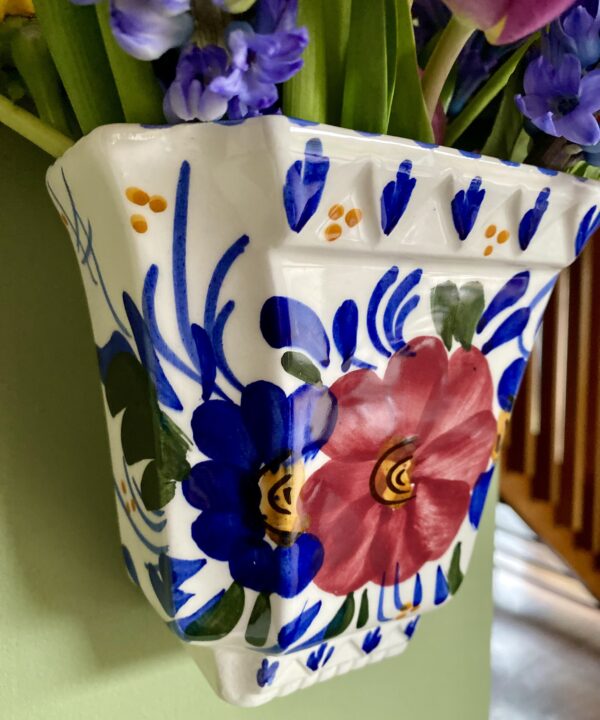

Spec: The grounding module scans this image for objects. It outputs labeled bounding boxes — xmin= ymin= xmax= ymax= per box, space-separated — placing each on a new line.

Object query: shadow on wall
xmin=0 ymin=127 xmax=181 ymax=674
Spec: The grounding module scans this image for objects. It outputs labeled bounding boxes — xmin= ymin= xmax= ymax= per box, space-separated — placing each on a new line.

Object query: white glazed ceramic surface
xmin=46 ymin=116 xmax=600 ymax=706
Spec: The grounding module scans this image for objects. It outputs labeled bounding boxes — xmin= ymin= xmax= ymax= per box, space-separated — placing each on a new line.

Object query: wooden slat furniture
xmin=500 ymin=237 xmax=600 ymax=600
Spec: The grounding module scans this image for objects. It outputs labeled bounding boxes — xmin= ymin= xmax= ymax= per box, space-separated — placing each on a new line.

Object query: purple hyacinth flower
xmin=164 ymin=45 xmax=231 ymax=122
xmin=545 ymin=0 xmax=600 ymax=69
xmin=515 ymin=54 xmax=600 ymax=146
xmin=211 ymin=0 xmax=308 ymax=118
xmin=70 ymin=0 xmax=193 ymax=60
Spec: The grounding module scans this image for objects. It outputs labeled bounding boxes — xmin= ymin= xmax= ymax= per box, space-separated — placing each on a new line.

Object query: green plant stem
xmin=445 ymin=36 xmax=536 ymax=147
xmin=321 ymin=0 xmax=351 ymax=126
xmin=35 ymin=0 xmax=124 ymax=133
xmin=11 ymin=20 xmax=76 ymax=138
xmin=283 ymin=0 xmax=327 ymax=123
xmin=422 ymin=15 xmax=474 ymax=120
xmin=95 ymin=2 xmax=165 ymax=124
xmin=388 ymin=0 xmax=434 ymax=143
xmin=0 ymin=95 xmax=73 ymax=157
xmin=341 ymin=0 xmax=390 ymax=134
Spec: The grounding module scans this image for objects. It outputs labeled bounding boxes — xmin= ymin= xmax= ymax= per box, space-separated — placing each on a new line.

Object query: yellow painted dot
xmin=149 ymin=195 xmax=168 ymax=213
xmin=120 ymin=480 xmax=127 ymax=494
xmin=130 ymin=499 xmax=137 ymax=513
xmin=328 ymin=204 xmax=344 ymax=220
xmin=497 ymin=229 xmax=510 ymax=244
xmin=485 ymin=224 xmax=497 ymax=238
xmin=325 ymin=223 xmax=343 ymax=242
xmin=60 ymin=213 xmax=68 ymax=226
xmin=484 ymin=245 xmax=494 ymax=256
xmin=345 ymin=208 xmax=363 ymax=227
xmin=126 ymin=187 xmax=149 ymax=206
xmin=130 ymin=214 xmax=148 ymax=233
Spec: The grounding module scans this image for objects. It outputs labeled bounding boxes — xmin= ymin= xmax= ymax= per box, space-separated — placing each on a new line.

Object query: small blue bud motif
xmin=362 ymin=626 xmax=382 ymax=655
xmin=307 ymin=643 xmax=335 ymax=671
xmin=575 ymin=205 xmax=600 ymax=256
xmin=381 ymin=160 xmax=417 ymax=235
xmin=284 ymin=139 xmax=330 ymax=233
xmin=451 ymin=177 xmax=485 ymax=240
xmin=256 ymin=659 xmax=279 ymax=688
xmin=405 ymin=616 xmax=420 ymax=639
xmin=518 ymin=187 xmax=551 ymax=250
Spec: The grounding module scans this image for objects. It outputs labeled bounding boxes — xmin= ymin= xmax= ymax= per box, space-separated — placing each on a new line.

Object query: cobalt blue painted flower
xmin=184 ymin=380 xmax=337 ymax=598
xmin=164 ymin=45 xmax=231 ymax=122
xmin=515 ymin=53 xmax=600 ymax=146
xmin=544 ymin=0 xmax=600 ymax=69
xmin=70 ymin=0 xmax=194 ymax=60
xmin=210 ymin=0 xmax=308 ymax=117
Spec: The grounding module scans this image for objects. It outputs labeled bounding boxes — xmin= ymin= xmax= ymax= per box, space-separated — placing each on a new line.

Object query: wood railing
xmin=500 ymin=235 xmax=600 ymax=600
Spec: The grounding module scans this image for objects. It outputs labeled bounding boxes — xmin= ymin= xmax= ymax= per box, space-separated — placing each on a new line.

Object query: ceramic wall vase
xmin=46 ymin=115 xmax=600 ymax=706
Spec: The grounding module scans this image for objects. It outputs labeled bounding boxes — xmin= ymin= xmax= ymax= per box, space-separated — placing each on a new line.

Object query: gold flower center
xmin=370 ymin=437 xmax=417 ymax=508
xmin=258 ymin=459 xmax=307 ymax=545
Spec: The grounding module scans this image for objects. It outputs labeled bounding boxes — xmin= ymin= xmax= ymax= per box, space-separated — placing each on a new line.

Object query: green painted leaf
xmin=184 ymin=582 xmax=245 ymax=641
xmin=324 ymin=593 xmax=355 ymax=640
xmin=341 ymin=0 xmax=389 ymax=134
xmin=105 ymin=352 xmax=190 ymax=510
xmin=140 ymin=461 xmax=176 ymax=512
xmin=281 ymin=351 xmax=322 ymax=385
xmin=431 ymin=282 xmax=459 ymax=351
xmin=448 ymin=542 xmax=464 ymax=595
xmin=357 ymin=589 xmax=369 ymax=629
xmin=245 ymin=592 xmax=271 ymax=647
xmin=454 ymin=281 xmax=485 ymax=350
xmin=388 ymin=0 xmax=434 ymax=143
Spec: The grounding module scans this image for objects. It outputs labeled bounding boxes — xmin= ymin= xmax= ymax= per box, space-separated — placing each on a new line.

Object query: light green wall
xmin=0 ymin=125 xmax=495 ymax=719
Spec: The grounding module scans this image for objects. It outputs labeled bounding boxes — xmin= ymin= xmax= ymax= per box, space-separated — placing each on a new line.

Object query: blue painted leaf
xmin=381 ymin=160 xmax=417 ymax=235
xmin=367 ymin=266 xmax=399 ymax=357
xmin=121 ymin=545 xmax=139 ymax=586
xmin=498 ymin=358 xmax=527 ymax=412
xmin=97 ymin=332 xmax=134 ymax=383
xmin=477 ymin=271 xmax=530 ymax=334
xmin=256 ymin=659 xmax=279 ymax=687
xmin=278 ymin=600 xmax=322 ymax=650
xmin=405 ymin=616 xmax=420 ymax=639
xmin=451 ymin=176 xmax=485 ymax=240
xmin=261 ymin=297 xmax=330 ymax=367
xmin=362 ymin=627 xmax=382 ymax=654
xmin=170 ymin=556 xmax=207 ymax=613
xmin=392 ymin=296 xmax=420 ymax=350
xmin=333 ymin=300 xmax=359 ymax=371
xmin=518 ymin=187 xmax=550 ymax=250
xmin=434 ymin=566 xmax=449 ymax=605
xmin=283 ymin=138 xmax=330 ymax=232
xmin=575 ymin=205 xmax=600 ymax=256
xmin=171 ymin=589 xmax=224 ymax=639
xmin=413 ymin=573 xmax=423 ymax=607
xmin=123 ymin=293 xmax=182 ymax=410
xmin=146 ymin=554 xmax=206 ymax=617
xmin=383 ymin=268 xmax=423 ymax=348
xmin=482 ymin=307 xmax=530 ymax=355
xmin=204 ymin=235 xmax=249 ymax=334
xmin=191 ymin=324 xmax=216 ymax=401
xmin=469 ymin=467 xmax=494 ymax=529
xmin=212 ymin=301 xmax=244 ymax=391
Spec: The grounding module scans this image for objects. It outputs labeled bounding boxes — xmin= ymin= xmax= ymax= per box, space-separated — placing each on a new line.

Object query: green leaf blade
xmin=184 ymin=583 xmax=245 ymax=641
xmin=431 ymin=281 xmax=460 ymax=351
xmin=281 ymin=351 xmax=322 ymax=385
xmin=454 ymin=281 xmax=485 ymax=350
xmin=245 ymin=592 xmax=272 ymax=647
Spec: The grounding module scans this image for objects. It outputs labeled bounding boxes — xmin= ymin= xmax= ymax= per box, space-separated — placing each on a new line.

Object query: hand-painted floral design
xmin=184 ymin=380 xmax=337 ymax=598
xmin=300 ymin=336 xmax=496 ymax=595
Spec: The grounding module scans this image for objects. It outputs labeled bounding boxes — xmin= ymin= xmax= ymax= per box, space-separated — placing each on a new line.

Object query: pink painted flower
xmin=442 ymin=0 xmax=577 ymax=44
xmin=300 ymin=336 xmax=497 ymax=596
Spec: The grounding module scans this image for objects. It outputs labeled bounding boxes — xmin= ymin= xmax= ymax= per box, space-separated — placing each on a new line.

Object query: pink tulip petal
xmin=496 ymin=0 xmax=579 ymax=44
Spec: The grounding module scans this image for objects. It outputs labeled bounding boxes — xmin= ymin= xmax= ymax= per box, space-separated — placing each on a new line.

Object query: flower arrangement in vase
xmin=2 ymin=0 xmax=600 ymax=707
